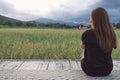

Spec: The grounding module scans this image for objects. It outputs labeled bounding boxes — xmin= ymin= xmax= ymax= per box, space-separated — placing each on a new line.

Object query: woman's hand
xmin=81 ymin=50 xmax=84 ymax=60
xmin=80 ymin=42 xmax=85 ymax=49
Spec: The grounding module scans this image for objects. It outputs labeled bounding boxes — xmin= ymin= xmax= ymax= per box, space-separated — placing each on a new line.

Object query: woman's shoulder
xmin=83 ymin=29 xmax=94 ymax=35
xmin=82 ymin=29 xmax=95 ymax=40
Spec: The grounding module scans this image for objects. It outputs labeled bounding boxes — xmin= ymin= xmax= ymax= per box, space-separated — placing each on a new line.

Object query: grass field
xmin=0 ymin=28 xmax=120 ymax=59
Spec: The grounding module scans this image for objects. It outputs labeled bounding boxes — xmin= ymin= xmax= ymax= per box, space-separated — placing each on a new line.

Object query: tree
xmin=16 ymin=21 xmax=23 ymax=26
xmin=116 ymin=22 xmax=120 ymax=29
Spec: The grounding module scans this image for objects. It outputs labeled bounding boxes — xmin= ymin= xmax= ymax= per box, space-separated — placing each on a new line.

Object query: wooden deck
xmin=0 ymin=60 xmax=120 ymax=80
xmin=0 ymin=60 xmax=82 ymax=70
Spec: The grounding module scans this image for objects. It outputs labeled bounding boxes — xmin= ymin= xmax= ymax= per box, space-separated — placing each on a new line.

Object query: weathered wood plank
xmin=36 ymin=61 xmax=43 ymax=70
xmin=38 ymin=61 xmax=49 ymax=70
xmin=48 ymin=60 xmax=56 ymax=70
xmin=47 ymin=60 xmax=63 ymax=70
xmin=0 ymin=61 xmax=10 ymax=69
xmin=113 ymin=60 xmax=120 ymax=70
xmin=69 ymin=60 xmax=80 ymax=70
xmin=76 ymin=60 xmax=82 ymax=70
xmin=18 ymin=61 xmax=39 ymax=70
xmin=2 ymin=61 xmax=23 ymax=70
xmin=55 ymin=60 xmax=63 ymax=70
xmin=62 ymin=60 xmax=70 ymax=70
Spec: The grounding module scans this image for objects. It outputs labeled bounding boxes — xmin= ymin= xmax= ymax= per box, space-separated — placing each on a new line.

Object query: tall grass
xmin=0 ymin=28 xmax=83 ymax=59
xmin=0 ymin=28 xmax=119 ymax=59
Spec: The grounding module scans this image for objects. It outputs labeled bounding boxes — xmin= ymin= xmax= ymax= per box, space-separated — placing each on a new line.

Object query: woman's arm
xmin=81 ymin=43 xmax=85 ymax=49
xmin=80 ymin=42 xmax=85 ymax=60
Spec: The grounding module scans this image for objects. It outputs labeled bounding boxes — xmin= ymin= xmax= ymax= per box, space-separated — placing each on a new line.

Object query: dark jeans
xmin=81 ymin=59 xmax=113 ymax=77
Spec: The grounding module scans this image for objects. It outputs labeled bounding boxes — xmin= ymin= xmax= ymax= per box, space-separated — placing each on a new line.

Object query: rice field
xmin=0 ymin=28 xmax=119 ymax=59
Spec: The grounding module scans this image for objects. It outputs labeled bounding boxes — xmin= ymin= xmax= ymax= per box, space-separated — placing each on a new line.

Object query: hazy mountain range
xmin=0 ymin=15 xmax=78 ymax=26
xmin=0 ymin=15 xmax=21 ymax=22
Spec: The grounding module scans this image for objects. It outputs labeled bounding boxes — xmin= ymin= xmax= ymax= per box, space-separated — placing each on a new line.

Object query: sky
xmin=0 ymin=0 xmax=120 ymax=23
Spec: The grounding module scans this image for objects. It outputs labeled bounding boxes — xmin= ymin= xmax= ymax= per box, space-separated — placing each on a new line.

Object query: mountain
xmin=0 ymin=14 xmax=78 ymax=26
xmin=34 ymin=18 xmax=61 ymax=24
xmin=0 ymin=15 xmax=21 ymax=23
xmin=34 ymin=18 xmax=76 ymax=26
xmin=64 ymin=17 xmax=89 ymax=24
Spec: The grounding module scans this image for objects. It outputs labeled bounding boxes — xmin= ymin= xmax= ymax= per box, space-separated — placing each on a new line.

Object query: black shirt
xmin=81 ymin=29 xmax=113 ymax=70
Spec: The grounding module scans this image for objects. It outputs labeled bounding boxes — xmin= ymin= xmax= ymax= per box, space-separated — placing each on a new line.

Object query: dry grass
xmin=0 ymin=28 xmax=119 ymax=59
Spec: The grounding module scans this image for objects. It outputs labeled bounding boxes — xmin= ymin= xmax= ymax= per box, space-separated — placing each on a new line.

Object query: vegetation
xmin=0 ymin=18 xmax=80 ymax=28
xmin=0 ymin=28 xmax=82 ymax=59
xmin=113 ymin=21 xmax=120 ymax=29
xmin=0 ymin=28 xmax=120 ymax=59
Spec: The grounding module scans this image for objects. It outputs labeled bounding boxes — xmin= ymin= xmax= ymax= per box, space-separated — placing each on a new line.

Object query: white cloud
xmin=4 ymin=0 xmax=101 ymax=20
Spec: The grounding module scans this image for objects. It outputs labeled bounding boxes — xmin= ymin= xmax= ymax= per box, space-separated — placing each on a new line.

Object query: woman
xmin=81 ymin=7 xmax=117 ymax=77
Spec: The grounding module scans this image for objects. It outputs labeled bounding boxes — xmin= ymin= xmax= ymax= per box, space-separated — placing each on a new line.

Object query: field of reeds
xmin=0 ymin=28 xmax=119 ymax=59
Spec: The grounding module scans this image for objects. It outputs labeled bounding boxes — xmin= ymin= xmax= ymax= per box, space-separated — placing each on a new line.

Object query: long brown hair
xmin=91 ymin=7 xmax=117 ymax=53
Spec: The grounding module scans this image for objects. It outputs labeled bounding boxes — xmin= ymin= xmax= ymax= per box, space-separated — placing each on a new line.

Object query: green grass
xmin=0 ymin=28 xmax=119 ymax=59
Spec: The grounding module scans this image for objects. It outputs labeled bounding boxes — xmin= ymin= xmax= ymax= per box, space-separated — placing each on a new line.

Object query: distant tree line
xmin=112 ymin=21 xmax=120 ymax=29
xmin=0 ymin=21 xmax=78 ymax=28
xmin=0 ymin=20 xmax=120 ymax=29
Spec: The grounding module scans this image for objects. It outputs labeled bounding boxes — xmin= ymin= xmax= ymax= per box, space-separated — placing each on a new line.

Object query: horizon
xmin=0 ymin=0 xmax=120 ymax=23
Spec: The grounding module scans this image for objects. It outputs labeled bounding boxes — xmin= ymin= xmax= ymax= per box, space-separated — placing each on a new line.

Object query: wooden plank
xmin=113 ymin=60 xmax=120 ymax=70
xmin=0 ymin=61 xmax=10 ymax=69
xmin=113 ymin=61 xmax=118 ymax=70
xmin=18 ymin=61 xmax=39 ymax=70
xmin=2 ymin=61 xmax=23 ymax=70
xmin=76 ymin=60 xmax=82 ymax=70
xmin=69 ymin=60 xmax=80 ymax=70
xmin=48 ymin=60 xmax=56 ymax=70
xmin=62 ymin=60 xmax=70 ymax=70
xmin=36 ymin=60 xmax=43 ymax=70
xmin=47 ymin=60 xmax=63 ymax=70
xmin=38 ymin=60 xmax=49 ymax=70
xmin=54 ymin=60 xmax=63 ymax=70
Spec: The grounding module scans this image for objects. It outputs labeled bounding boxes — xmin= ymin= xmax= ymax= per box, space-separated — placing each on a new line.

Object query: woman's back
xmin=81 ymin=29 xmax=113 ymax=71
xmin=81 ymin=29 xmax=113 ymax=76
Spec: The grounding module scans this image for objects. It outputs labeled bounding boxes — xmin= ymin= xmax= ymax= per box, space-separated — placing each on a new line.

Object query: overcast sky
xmin=0 ymin=0 xmax=120 ymax=22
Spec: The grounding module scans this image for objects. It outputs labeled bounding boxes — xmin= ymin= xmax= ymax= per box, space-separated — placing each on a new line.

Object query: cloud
xmin=0 ymin=0 xmax=15 ymax=15
xmin=0 ymin=0 xmax=119 ymax=22
xmin=1 ymin=0 xmax=101 ymax=21
xmin=46 ymin=0 xmax=102 ymax=20
xmin=52 ymin=0 xmax=102 ymax=22
xmin=91 ymin=0 xmax=120 ymax=22
xmin=67 ymin=0 xmax=120 ymax=23
xmin=98 ymin=0 xmax=120 ymax=9
xmin=0 ymin=0 xmax=36 ymax=21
